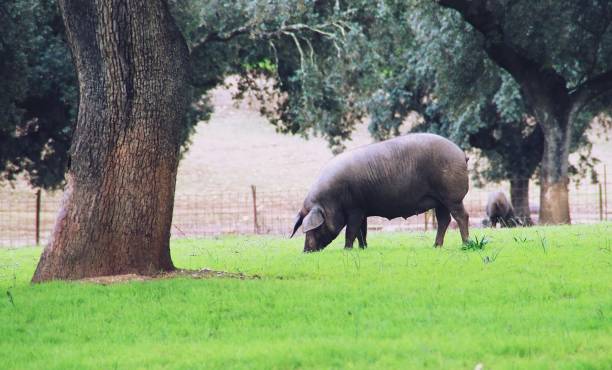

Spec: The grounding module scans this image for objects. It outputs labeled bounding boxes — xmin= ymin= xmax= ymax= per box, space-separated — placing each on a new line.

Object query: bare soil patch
xmin=80 ymin=268 xmax=260 ymax=285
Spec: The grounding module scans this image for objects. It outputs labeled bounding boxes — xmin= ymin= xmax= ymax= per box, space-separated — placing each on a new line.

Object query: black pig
xmin=291 ymin=133 xmax=470 ymax=252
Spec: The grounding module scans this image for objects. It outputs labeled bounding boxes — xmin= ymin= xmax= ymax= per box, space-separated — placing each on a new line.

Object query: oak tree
xmin=433 ymin=0 xmax=612 ymax=224
xmin=32 ymin=0 xmax=191 ymax=281
xmin=30 ymin=0 xmax=356 ymax=281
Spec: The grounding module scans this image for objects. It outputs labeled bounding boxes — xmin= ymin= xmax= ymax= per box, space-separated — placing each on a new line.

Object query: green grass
xmin=1 ymin=224 xmax=611 ymax=370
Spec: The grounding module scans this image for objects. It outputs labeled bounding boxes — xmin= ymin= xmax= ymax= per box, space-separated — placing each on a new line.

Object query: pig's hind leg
xmin=449 ymin=202 xmax=470 ymax=244
xmin=434 ymin=205 xmax=451 ymax=246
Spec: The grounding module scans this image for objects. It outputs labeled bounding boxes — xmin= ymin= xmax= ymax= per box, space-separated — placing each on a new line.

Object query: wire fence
xmin=0 ymin=177 xmax=609 ymax=247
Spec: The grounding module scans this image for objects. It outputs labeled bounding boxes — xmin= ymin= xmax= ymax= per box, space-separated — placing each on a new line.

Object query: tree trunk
xmin=509 ymin=178 xmax=533 ymax=226
xmin=32 ymin=0 xmax=189 ymax=282
xmin=534 ymin=105 xmax=572 ymax=225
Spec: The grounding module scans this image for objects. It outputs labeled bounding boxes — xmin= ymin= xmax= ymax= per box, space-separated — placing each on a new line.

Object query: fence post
xmin=35 ymin=189 xmax=41 ymax=245
xmin=599 ymin=183 xmax=604 ymax=222
xmin=432 ymin=210 xmax=437 ymax=229
xmin=605 ymin=165 xmax=608 ymax=221
xmin=251 ymin=185 xmax=259 ymax=234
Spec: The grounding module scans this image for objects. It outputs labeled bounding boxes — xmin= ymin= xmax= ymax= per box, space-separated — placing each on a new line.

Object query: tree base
xmin=31 ymin=176 xmax=176 ymax=283
xmin=539 ymin=180 xmax=571 ymax=224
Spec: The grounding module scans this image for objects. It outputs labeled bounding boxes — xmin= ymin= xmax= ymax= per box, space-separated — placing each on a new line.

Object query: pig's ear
xmin=303 ymin=207 xmax=325 ymax=232
xmin=290 ymin=213 xmax=304 ymax=238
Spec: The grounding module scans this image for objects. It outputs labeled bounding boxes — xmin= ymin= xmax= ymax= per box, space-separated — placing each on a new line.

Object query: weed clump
xmin=462 ymin=235 xmax=489 ymax=251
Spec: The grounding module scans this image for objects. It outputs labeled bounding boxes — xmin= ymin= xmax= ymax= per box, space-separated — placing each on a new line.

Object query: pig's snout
xmin=303 ymin=234 xmax=326 ymax=253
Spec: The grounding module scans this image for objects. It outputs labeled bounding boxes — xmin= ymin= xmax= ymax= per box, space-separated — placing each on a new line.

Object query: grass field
xmin=1 ymin=224 xmax=611 ymax=369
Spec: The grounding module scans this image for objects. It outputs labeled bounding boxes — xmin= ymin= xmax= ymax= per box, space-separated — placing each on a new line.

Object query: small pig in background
xmin=482 ymin=191 xmax=521 ymax=228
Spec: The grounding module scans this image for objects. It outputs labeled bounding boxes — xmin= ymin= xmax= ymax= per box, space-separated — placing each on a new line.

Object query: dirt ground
xmin=79 ymin=268 xmax=257 ymax=285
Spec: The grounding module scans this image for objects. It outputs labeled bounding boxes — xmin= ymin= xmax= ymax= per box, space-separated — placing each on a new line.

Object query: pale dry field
xmin=176 ymin=82 xmax=612 ymax=194
xmin=174 ymin=82 xmax=374 ymax=194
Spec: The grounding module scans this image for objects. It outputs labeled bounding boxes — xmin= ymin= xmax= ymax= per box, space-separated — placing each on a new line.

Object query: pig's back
xmin=308 ymin=134 xmax=468 ymax=215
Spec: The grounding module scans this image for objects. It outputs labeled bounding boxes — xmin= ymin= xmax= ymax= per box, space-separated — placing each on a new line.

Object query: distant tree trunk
xmin=539 ymin=129 xmax=572 ymax=224
xmin=32 ymin=0 xmax=189 ymax=282
xmin=509 ymin=178 xmax=533 ymax=226
xmin=529 ymin=96 xmax=572 ymax=225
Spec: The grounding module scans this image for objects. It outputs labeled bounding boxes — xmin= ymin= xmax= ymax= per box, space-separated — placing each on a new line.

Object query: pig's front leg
xmin=357 ymin=218 xmax=367 ymax=249
xmin=345 ymin=210 xmax=365 ymax=249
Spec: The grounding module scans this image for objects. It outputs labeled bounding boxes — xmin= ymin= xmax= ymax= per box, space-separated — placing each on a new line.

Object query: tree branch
xmin=189 ymin=21 xmax=349 ymax=64
xmin=192 ymin=25 xmax=253 ymax=50
xmin=436 ymin=0 xmax=568 ymax=97
xmin=570 ymin=69 xmax=612 ymax=112
xmin=190 ymin=20 xmax=347 ymax=54
xmin=576 ymin=16 xmax=612 ymax=85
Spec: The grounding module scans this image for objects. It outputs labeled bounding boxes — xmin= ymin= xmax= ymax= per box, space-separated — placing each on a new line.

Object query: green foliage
xmin=426 ymin=0 xmax=612 ymax=181
xmin=1 ymin=224 xmax=611 ymax=368
xmin=210 ymin=0 xmax=379 ymax=152
xmin=244 ymin=58 xmax=276 ymax=73
xmin=1 ymin=0 xmax=380 ymax=186
xmin=360 ymin=0 xmax=610 ymax=185
xmin=342 ymin=1 xmax=543 ymax=185
xmin=415 ymin=0 xmax=612 ymax=90
xmin=0 ymin=2 xmax=28 ymax=129
xmin=0 ymin=0 xmax=75 ymax=189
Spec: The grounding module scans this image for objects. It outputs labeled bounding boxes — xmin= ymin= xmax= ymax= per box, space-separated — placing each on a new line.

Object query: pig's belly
xmin=364 ymin=194 xmax=439 ymax=219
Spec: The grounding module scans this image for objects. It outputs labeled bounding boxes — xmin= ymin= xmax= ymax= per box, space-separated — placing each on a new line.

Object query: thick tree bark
xmin=509 ymin=178 xmax=533 ymax=226
xmin=32 ymin=0 xmax=189 ymax=282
